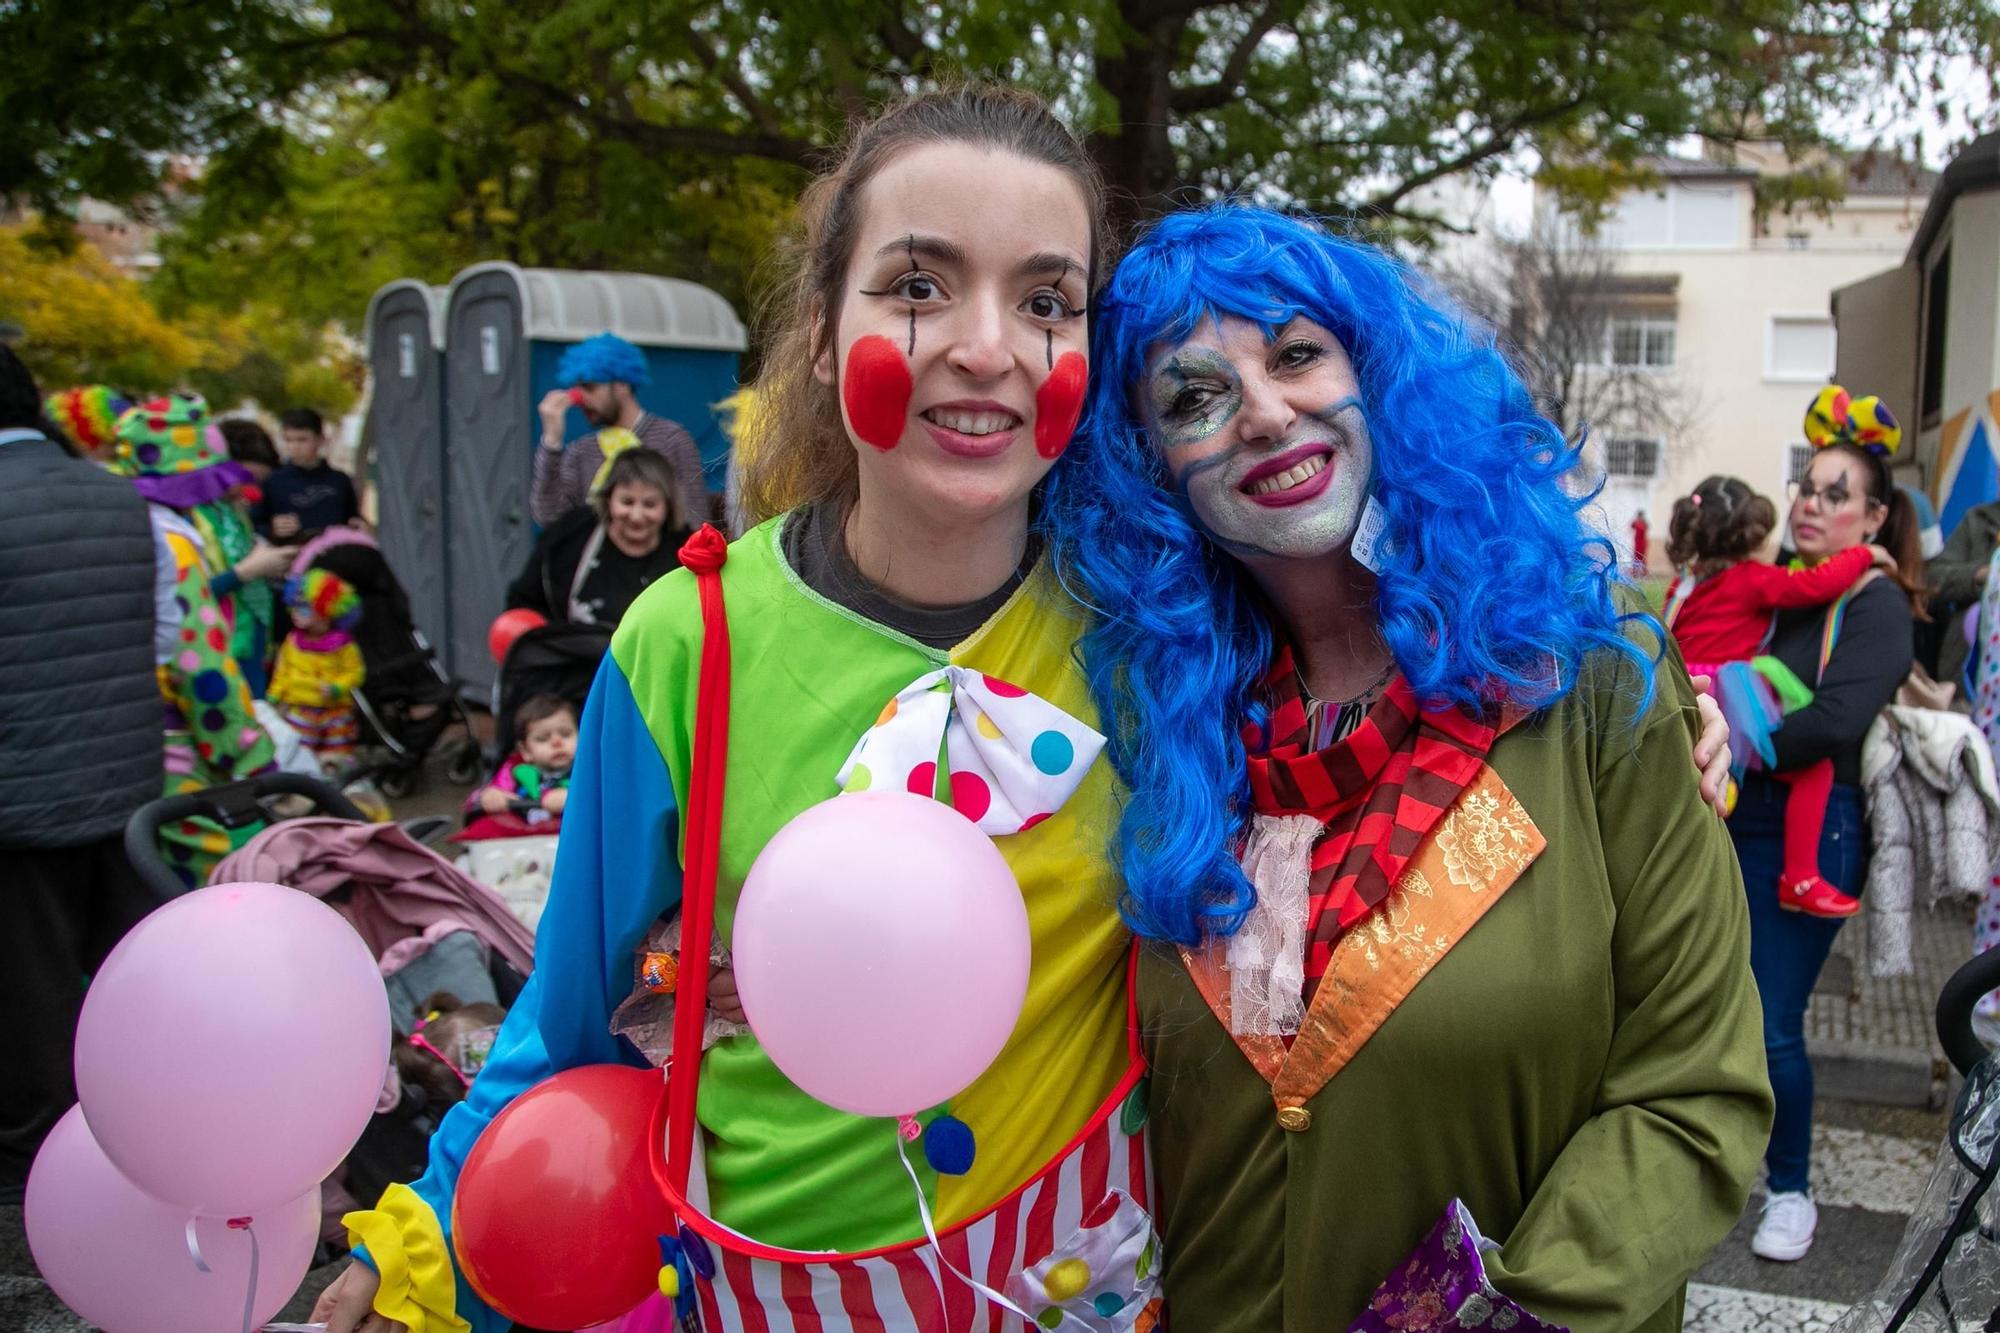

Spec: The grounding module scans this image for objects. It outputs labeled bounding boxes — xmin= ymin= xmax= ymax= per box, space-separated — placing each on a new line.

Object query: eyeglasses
xmin=1787 ymin=478 xmax=1857 ymax=508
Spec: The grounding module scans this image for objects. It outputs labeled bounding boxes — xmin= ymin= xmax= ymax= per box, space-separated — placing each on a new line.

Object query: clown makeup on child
xmin=1144 ymin=316 xmax=1374 ymax=562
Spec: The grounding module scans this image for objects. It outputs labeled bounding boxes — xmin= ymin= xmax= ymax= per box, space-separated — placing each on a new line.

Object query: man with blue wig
xmin=533 ymin=331 xmax=708 ymax=528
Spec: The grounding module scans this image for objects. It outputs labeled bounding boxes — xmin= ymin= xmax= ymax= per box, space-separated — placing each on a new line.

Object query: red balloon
xmin=488 ymin=608 xmax=547 ymax=664
xmin=453 ymin=1065 xmax=674 ymax=1328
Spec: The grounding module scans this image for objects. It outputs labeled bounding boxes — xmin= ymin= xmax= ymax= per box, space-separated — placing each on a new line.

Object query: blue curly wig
xmin=557 ymin=333 xmax=651 ymax=389
xmin=1042 ymin=205 xmax=1659 ymax=945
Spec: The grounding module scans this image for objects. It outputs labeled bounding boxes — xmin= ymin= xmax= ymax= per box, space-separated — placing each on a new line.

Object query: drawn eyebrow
xmin=874 ymin=234 xmax=966 ymax=266
xmin=1016 ymin=254 xmax=1085 ymax=283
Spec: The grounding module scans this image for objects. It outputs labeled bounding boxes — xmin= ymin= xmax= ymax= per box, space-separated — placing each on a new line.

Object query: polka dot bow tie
xmin=836 ymin=667 xmax=1107 ymax=836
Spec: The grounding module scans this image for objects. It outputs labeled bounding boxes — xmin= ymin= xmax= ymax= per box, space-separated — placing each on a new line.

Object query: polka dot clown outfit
xmin=113 ymin=391 xmax=275 ymax=696
xmin=116 ymin=395 xmax=275 ymax=889
xmin=343 ymin=516 xmax=1158 ymax=1333
xmin=269 ymin=569 xmax=365 ymax=767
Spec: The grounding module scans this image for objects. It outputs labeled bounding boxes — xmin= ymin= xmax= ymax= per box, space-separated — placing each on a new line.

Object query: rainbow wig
xmin=284 ymin=568 xmax=362 ymax=632
xmin=1042 ymin=205 xmax=1660 ymax=945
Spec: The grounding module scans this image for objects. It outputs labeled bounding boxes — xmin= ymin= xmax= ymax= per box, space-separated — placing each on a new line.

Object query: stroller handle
xmin=1936 ymin=947 xmax=2000 ymax=1078
xmin=124 ymin=772 xmax=369 ymax=902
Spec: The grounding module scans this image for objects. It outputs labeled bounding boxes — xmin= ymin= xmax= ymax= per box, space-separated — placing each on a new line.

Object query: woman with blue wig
xmin=1044 ymin=206 xmax=1772 ymax=1331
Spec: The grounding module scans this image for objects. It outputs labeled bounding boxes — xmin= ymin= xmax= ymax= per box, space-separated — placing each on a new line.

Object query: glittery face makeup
xmin=1145 ymin=317 xmax=1375 ymax=561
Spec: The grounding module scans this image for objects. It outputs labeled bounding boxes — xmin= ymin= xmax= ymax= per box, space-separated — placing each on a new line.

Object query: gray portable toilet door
xmin=368 ymin=290 xmax=450 ymax=664
xmin=444 ymin=272 xmax=533 ymax=697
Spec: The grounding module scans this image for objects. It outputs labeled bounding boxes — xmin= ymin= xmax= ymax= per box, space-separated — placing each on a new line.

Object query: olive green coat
xmin=1139 ymin=657 xmax=1774 ymax=1332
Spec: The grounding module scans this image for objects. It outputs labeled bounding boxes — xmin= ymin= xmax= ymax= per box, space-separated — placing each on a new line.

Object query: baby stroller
xmin=487 ymin=618 xmax=614 ymax=763
xmin=1832 ymin=950 xmax=2000 ymax=1330
xmin=125 ymin=772 xmax=536 ymax=1235
xmin=289 ymin=529 xmax=482 ymax=797
xmin=442 ymin=620 xmax=613 ymax=930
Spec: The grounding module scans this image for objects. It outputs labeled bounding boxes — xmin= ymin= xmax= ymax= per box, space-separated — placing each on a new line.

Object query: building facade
xmin=1537 ymin=145 xmax=1932 ymax=570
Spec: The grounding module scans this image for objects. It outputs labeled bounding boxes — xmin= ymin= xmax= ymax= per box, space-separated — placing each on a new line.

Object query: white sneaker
xmin=1751 ymin=1190 xmax=1818 ymax=1261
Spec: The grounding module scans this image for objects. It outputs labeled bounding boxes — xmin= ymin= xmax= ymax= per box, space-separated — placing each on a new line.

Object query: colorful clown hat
xmin=44 ymin=386 xmax=131 ymax=460
xmin=283 ymin=568 xmax=363 ymax=632
xmin=1803 ymin=385 xmax=1901 ymax=458
xmin=113 ymin=392 xmax=254 ymax=510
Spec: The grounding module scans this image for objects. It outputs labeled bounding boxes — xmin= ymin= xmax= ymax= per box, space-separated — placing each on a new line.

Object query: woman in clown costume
xmin=113 ymin=394 xmax=277 ymax=889
xmin=1043 ymin=206 xmax=1770 ymax=1330
xmin=320 ymin=85 xmax=1143 ymax=1333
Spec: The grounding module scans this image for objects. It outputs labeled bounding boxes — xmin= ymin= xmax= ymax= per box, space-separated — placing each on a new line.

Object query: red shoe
xmin=1779 ymin=875 xmax=1861 ymax=918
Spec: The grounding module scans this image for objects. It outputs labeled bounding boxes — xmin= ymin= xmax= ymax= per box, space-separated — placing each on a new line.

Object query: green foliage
xmin=5 ymin=0 xmax=1995 ymax=343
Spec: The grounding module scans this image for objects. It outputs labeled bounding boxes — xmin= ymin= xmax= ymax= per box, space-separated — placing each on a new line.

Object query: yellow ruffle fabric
xmin=343 ymin=1183 xmax=470 ymax=1333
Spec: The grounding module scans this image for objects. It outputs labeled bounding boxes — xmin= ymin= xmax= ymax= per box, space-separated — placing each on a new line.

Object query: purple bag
xmin=1350 ymin=1200 xmax=1566 ymax=1332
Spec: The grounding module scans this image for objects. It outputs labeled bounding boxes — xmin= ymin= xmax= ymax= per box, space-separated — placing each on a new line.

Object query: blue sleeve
xmin=210 ymin=568 xmax=243 ymax=598
xmin=364 ymin=656 xmax=684 ymax=1331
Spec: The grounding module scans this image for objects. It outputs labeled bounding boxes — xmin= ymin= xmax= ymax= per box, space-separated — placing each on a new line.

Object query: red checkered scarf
xmin=1243 ymin=645 xmax=1501 ymax=980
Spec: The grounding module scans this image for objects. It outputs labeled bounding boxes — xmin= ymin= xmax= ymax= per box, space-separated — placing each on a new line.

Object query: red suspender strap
xmin=666 ymin=524 xmax=732 ymax=1194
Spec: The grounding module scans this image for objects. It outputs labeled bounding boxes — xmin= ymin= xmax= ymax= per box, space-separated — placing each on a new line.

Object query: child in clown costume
xmin=113 ymin=394 xmax=277 ymax=889
xmin=269 ymin=568 xmax=366 ymax=769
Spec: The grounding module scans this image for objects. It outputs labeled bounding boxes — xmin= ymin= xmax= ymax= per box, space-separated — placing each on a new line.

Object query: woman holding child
xmin=322 ymin=89 xmax=1754 ymax=1333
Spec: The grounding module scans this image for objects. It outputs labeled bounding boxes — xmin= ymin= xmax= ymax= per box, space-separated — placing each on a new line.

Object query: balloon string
xmin=227 ymin=1217 xmax=260 ymax=1333
xmin=183 ymin=1215 xmax=262 ymax=1333
xmin=185 ymin=1215 xmax=212 ymax=1273
xmin=892 ymin=1128 xmax=1086 ymax=1331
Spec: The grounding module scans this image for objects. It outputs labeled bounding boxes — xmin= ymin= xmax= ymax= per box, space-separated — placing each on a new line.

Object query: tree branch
xmin=877 ymin=5 xmax=938 ymax=77
xmin=1170 ymin=1 xmax=1291 ymax=112
xmin=1359 ymin=93 xmax=1589 ymax=214
xmin=684 ymin=28 xmax=787 ymax=140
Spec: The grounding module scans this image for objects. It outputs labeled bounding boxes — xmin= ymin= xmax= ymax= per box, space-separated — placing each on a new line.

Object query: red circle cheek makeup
xmin=1034 ymin=351 xmax=1088 ymax=460
xmin=840 ymin=335 xmax=914 ymax=452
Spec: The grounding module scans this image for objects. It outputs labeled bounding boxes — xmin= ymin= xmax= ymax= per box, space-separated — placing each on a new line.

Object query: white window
xmin=1601 ymin=315 xmax=1676 ymax=370
xmin=1767 ymin=315 xmax=1835 ymax=382
xmin=1603 ymin=182 xmax=1744 ymax=249
xmin=1604 ymin=436 xmax=1663 ymax=479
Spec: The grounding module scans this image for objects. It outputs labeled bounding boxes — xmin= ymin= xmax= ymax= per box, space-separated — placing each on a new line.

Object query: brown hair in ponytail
xmin=1666 ymin=475 xmax=1777 ymax=576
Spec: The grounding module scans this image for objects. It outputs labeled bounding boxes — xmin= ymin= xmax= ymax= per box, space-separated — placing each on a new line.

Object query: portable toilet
xmin=440 ymin=263 xmax=747 ymax=695
xmin=362 ymin=280 xmax=451 ymax=662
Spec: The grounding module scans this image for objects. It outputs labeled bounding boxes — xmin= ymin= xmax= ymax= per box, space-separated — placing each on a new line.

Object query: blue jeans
xmin=1729 ymin=772 xmax=1870 ymax=1193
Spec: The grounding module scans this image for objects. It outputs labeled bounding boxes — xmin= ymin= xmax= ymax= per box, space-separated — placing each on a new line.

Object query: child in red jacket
xmin=1664 ymin=474 xmax=1894 ymax=918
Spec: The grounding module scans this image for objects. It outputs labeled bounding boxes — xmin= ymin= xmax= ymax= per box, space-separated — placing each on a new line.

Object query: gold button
xmin=1276 ymin=1105 xmax=1312 ymax=1133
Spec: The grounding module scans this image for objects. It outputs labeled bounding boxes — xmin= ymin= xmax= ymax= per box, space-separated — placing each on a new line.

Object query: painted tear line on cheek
xmin=1035 ymin=352 xmax=1088 ymax=460
xmin=842 ymin=335 xmax=913 ymax=452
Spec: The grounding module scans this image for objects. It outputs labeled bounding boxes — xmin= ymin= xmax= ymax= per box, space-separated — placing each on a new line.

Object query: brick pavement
xmin=1808 ymin=899 xmax=1979 ymax=1107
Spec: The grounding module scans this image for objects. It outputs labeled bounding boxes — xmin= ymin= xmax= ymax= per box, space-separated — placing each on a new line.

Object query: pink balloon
xmin=75 ymin=881 xmax=390 ymax=1214
xmin=27 ymin=1105 xmax=320 ymax=1333
xmin=733 ymin=792 xmax=1031 ymax=1117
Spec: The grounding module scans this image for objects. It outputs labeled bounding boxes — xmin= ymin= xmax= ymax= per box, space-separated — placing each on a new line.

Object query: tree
xmin=0 ymin=224 xmax=200 ymax=391
xmin=0 ymin=222 xmax=361 ymax=416
xmin=1442 ymin=222 xmax=1697 ymax=442
xmin=5 ymin=0 xmax=1994 ymax=331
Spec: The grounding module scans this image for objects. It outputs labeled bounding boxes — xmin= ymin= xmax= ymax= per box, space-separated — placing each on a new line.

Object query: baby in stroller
xmin=472 ymin=694 xmax=577 ymax=825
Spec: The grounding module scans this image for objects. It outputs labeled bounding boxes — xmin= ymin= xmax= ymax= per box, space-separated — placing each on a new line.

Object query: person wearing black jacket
xmin=506 ymin=448 xmax=689 ymax=628
xmin=1733 ymin=430 xmax=1923 ymax=1264
xmin=0 ymin=347 xmax=161 ymax=1202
